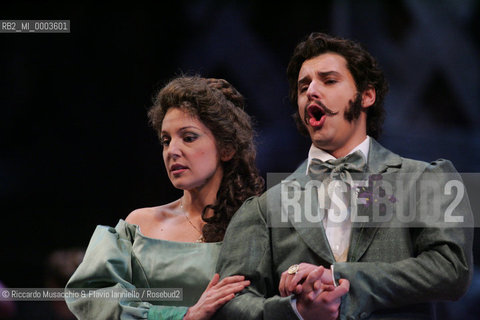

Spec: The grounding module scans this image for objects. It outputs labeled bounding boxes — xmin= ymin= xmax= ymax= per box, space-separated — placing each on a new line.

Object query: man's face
xmin=297 ymin=53 xmax=373 ymax=157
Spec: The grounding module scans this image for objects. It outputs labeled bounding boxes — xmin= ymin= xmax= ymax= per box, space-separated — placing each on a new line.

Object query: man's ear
xmin=362 ymin=86 xmax=376 ymax=108
xmin=220 ymin=146 xmax=235 ymax=162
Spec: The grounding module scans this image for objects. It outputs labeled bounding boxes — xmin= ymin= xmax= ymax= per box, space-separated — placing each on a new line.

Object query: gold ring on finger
xmin=287 ymin=264 xmax=299 ymax=275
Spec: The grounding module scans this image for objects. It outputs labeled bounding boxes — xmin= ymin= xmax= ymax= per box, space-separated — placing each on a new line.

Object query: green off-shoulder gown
xmin=66 ymin=219 xmax=222 ymax=320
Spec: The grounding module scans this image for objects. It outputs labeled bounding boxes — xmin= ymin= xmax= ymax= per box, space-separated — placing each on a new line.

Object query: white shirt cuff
xmin=331 ymin=264 xmax=338 ymax=287
xmin=290 ymin=297 xmax=304 ymax=320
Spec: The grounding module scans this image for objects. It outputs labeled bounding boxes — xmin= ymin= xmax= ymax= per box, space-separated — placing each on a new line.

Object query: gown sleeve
xmin=65 ymin=220 xmax=188 ymax=320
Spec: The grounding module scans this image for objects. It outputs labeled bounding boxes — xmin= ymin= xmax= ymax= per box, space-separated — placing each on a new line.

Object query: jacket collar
xmin=366 ymin=138 xmax=402 ymax=174
xmin=288 ymin=138 xmax=402 ymax=187
xmin=282 ymin=139 xmax=403 ymax=263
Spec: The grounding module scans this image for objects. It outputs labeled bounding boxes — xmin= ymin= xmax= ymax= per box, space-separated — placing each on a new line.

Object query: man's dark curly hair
xmin=148 ymin=75 xmax=264 ymax=242
xmin=287 ymin=32 xmax=388 ymax=139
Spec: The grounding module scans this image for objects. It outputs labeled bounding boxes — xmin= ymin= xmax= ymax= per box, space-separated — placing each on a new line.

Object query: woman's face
xmin=161 ymin=108 xmax=223 ymax=192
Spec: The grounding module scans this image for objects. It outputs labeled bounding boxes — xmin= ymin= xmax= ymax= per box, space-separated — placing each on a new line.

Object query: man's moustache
xmin=303 ymin=101 xmax=338 ymax=126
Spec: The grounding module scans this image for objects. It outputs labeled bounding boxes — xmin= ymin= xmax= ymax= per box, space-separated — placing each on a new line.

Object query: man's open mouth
xmin=306 ymin=104 xmax=326 ymax=127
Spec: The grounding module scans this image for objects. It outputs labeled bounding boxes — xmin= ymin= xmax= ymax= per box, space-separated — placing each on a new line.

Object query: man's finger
xmin=302 ymin=266 xmax=325 ymax=294
xmin=320 ymin=278 xmax=350 ymax=303
xmin=279 ymin=272 xmax=286 ymax=296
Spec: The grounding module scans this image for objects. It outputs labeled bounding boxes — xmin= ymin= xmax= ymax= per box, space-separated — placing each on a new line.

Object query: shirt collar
xmin=306 ymin=136 xmax=370 ymax=174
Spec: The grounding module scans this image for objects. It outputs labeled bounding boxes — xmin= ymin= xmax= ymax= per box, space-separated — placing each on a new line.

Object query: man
xmin=214 ymin=32 xmax=473 ymax=320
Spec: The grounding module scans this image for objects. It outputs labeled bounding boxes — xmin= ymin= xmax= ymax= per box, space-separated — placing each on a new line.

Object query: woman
xmin=66 ymin=75 xmax=264 ymax=319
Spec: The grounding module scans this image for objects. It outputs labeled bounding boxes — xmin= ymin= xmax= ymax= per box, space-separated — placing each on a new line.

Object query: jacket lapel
xmin=348 ymin=139 xmax=403 ymax=262
xmin=284 ymin=140 xmax=403 ymax=263
xmin=284 ymin=161 xmax=335 ymax=264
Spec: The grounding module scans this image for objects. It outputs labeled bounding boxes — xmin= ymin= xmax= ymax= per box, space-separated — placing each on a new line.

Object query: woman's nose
xmin=166 ymin=138 xmax=182 ymax=159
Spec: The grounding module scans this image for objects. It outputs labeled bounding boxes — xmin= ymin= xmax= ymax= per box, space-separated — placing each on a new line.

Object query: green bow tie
xmin=307 ymin=150 xmax=367 ymax=215
xmin=308 ymin=150 xmax=367 ymax=182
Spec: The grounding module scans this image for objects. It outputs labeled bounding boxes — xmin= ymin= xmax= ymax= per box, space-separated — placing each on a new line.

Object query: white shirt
xmin=291 ymin=137 xmax=370 ymax=319
xmin=307 ymin=136 xmax=370 ymax=262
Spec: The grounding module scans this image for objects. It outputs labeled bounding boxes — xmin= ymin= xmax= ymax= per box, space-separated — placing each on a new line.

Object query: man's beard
xmin=343 ymin=92 xmax=363 ymax=122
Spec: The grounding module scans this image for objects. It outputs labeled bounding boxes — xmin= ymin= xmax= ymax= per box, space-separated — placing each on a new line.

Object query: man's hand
xmin=297 ymin=279 xmax=350 ymax=320
xmin=279 ymin=263 xmax=334 ymax=297
xmin=279 ymin=263 xmax=349 ymax=319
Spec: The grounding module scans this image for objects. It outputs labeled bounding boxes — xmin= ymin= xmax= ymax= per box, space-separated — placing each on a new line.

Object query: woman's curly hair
xmin=148 ymin=75 xmax=264 ymax=242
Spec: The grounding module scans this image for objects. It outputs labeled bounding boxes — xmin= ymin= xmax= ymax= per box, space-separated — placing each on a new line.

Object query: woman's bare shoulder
xmin=125 ymin=201 xmax=178 ymax=225
xmin=125 ymin=201 xmax=181 ymax=239
xmin=126 ymin=207 xmax=154 ymax=225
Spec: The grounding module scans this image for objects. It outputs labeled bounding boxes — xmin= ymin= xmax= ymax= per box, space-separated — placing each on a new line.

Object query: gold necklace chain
xmin=180 ymin=198 xmax=204 ymax=242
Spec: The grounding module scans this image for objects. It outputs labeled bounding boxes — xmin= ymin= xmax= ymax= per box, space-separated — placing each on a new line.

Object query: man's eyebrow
xmin=318 ymin=71 xmax=341 ymax=78
xmin=297 ymin=75 xmax=310 ymax=86
xmin=298 ymin=71 xmax=341 ymax=86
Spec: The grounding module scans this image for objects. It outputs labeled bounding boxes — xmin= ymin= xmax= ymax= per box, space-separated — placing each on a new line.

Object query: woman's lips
xmin=170 ymin=164 xmax=188 ymax=175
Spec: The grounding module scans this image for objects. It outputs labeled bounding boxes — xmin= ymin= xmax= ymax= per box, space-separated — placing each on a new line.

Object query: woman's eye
xmin=183 ymin=134 xmax=198 ymax=143
xmin=160 ymin=137 xmax=170 ymax=146
xmin=325 ymin=79 xmax=337 ymax=85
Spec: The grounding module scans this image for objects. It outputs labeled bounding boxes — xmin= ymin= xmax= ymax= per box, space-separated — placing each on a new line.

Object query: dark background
xmin=1 ymin=1 xmax=479 ymax=318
